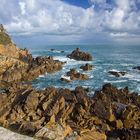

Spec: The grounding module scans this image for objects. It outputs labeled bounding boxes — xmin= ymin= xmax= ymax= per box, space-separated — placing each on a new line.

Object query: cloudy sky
xmin=0 ymin=0 xmax=140 ymax=45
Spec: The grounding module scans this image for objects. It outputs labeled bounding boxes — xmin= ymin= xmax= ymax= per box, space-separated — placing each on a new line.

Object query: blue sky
xmin=0 ymin=0 xmax=140 ymax=46
xmin=62 ymin=0 xmax=91 ymax=8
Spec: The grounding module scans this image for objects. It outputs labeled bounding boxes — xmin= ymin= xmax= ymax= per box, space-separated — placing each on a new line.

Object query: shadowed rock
xmin=67 ymin=48 xmax=92 ymax=61
xmin=133 ymin=66 xmax=140 ymax=71
xmin=80 ymin=63 xmax=93 ymax=71
xmin=66 ymin=69 xmax=89 ymax=80
xmin=108 ymin=71 xmax=127 ymax=77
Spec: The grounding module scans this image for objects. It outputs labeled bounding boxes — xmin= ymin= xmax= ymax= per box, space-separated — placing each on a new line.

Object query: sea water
xmin=26 ymin=44 xmax=140 ymax=93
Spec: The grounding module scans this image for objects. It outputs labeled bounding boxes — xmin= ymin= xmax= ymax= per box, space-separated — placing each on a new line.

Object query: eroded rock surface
xmin=0 ymin=83 xmax=139 ymax=140
xmin=67 ymin=48 xmax=92 ymax=61
xmin=66 ymin=69 xmax=89 ymax=80
xmin=0 ymin=25 xmax=63 ymax=84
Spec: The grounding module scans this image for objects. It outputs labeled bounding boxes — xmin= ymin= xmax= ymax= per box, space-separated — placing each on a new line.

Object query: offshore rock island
xmin=0 ymin=25 xmax=140 ymax=140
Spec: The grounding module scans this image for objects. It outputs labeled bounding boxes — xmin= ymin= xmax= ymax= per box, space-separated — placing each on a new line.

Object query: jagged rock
xmin=0 ymin=83 xmax=139 ymax=139
xmin=121 ymin=105 xmax=140 ymax=129
xmin=0 ymin=26 xmax=140 ymax=139
xmin=79 ymin=130 xmax=107 ymax=140
xmin=108 ymin=71 xmax=127 ymax=77
xmin=107 ymin=128 xmax=140 ymax=140
xmin=80 ymin=63 xmax=93 ymax=71
xmin=66 ymin=69 xmax=89 ymax=81
xmin=67 ymin=48 xmax=92 ymax=61
xmin=35 ymin=123 xmax=72 ymax=140
xmin=113 ymin=120 xmax=123 ymax=129
xmin=0 ymin=25 xmax=64 ymax=84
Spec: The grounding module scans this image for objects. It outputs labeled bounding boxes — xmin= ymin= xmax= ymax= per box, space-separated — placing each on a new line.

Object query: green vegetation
xmin=0 ymin=32 xmax=12 ymax=45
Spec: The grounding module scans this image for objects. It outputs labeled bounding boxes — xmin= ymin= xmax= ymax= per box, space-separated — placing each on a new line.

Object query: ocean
xmin=26 ymin=44 xmax=140 ymax=93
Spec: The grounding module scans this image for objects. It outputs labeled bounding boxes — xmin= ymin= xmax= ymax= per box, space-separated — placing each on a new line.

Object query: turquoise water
xmin=28 ymin=45 xmax=140 ymax=93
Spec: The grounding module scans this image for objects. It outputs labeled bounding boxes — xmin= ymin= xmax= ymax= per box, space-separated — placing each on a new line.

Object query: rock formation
xmin=67 ymin=48 xmax=92 ymax=61
xmin=80 ymin=63 xmax=93 ymax=71
xmin=133 ymin=66 xmax=140 ymax=71
xmin=0 ymin=83 xmax=139 ymax=140
xmin=0 ymin=25 xmax=63 ymax=85
xmin=67 ymin=69 xmax=89 ymax=80
xmin=0 ymin=24 xmax=140 ymax=140
xmin=108 ymin=71 xmax=127 ymax=77
xmin=61 ymin=69 xmax=89 ymax=82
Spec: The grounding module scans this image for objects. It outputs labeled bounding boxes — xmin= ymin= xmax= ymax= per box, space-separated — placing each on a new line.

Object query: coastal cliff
xmin=0 ymin=25 xmax=63 ymax=85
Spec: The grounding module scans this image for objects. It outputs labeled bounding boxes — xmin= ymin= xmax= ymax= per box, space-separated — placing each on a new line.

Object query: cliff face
xmin=0 ymin=24 xmax=31 ymax=60
xmin=0 ymin=24 xmax=63 ymax=84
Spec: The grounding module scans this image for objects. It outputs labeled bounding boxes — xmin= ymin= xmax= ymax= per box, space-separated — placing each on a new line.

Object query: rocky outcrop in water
xmin=133 ymin=66 xmax=140 ymax=71
xmin=67 ymin=69 xmax=89 ymax=80
xmin=60 ymin=69 xmax=89 ymax=82
xmin=0 ymin=83 xmax=139 ymax=140
xmin=80 ymin=63 xmax=93 ymax=71
xmin=108 ymin=71 xmax=127 ymax=77
xmin=67 ymin=48 xmax=92 ymax=61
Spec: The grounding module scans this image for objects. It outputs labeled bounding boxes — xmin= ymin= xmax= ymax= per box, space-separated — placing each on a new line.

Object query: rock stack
xmin=67 ymin=48 xmax=92 ymax=61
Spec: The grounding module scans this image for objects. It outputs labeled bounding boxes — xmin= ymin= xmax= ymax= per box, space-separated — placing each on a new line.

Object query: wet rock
xmin=50 ymin=48 xmax=55 ymax=51
xmin=80 ymin=63 xmax=93 ymax=71
xmin=133 ymin=66 xmax=140 ymax=71
xmin=66 ymin=69 xmax=89 ymax=81
xmin=60 ymin=77 xmax=71 ymax=83
xmin=108 ymin=71 xmax=127 ymax=77
xmin=61 ymin=50 xmax=65 ymax=53
xmin=67 ymin=48 xmax=92 ymax=61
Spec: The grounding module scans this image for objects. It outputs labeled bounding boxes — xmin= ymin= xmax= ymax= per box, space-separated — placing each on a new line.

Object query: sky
xmin=0 ymin=0 xmax=140 ymax=46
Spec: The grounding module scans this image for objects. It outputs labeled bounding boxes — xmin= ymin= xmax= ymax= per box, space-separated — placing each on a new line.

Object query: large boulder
xmin=67 ymin=48 xmax=92 ymax=61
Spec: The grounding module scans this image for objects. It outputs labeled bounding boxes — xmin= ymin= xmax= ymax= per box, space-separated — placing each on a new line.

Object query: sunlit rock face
xmin=0 ymin=83 xmax=140 ymax=140
xmin=0 ymin=25 xmax=63 ymax=84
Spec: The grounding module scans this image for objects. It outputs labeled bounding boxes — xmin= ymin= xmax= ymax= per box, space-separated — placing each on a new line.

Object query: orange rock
xmin=78 ymin=130 xmax=107 ymax=140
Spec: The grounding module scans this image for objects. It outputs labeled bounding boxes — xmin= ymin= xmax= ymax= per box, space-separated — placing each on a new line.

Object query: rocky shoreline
xmin=0 ymin=25 xmax=140 ymax=140
xmin=0 ymin=25 xmax=64 ymax=86
xmin=0 ymin=83 xmax=140 ymax=140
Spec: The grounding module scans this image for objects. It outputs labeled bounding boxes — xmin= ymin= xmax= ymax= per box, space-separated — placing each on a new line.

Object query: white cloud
xmin=89 ymin=0 xmax=106 ymax=5
xmin=19 ymin=2 xmax=26 ymax=15
xmin=0 ymin=0 xmax=139 ymax=44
